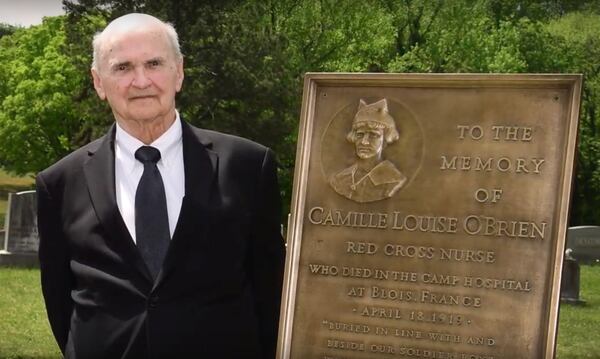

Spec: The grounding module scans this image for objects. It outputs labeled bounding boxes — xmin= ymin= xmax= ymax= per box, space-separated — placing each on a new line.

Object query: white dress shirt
xmin=114 ymin=112 xmax=185 ymax=243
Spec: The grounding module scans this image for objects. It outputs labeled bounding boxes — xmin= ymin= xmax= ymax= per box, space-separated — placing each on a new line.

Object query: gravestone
xmin=560 ymin=249 xmax=585 ymax=304
xmin=0 ymin=190 xmax=39 ymax=267
xmin=566 ymin=226 xmax=600 ymax=263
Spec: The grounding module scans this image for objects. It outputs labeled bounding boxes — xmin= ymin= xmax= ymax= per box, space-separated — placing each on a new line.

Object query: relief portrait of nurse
xmin=329 ymin=98 xmax=407 ymax=202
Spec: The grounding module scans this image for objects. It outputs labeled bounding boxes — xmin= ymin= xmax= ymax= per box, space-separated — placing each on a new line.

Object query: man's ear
xmin=91 ymin=69 xmax=106 ymax=100
xmin=175 ymin=59 xmax=184 ymax=93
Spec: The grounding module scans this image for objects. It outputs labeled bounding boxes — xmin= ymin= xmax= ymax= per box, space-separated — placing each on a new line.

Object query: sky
xmin=0 ymin=0 xmax=65 ymax=27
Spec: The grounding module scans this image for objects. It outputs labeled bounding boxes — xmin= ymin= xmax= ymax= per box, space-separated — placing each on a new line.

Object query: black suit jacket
xmin=36 ymin=121 xmax=286 ymax=359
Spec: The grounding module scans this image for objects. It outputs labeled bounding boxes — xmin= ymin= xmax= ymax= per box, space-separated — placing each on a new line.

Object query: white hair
xmin=91 ymin=13 xmax=183 ymax=71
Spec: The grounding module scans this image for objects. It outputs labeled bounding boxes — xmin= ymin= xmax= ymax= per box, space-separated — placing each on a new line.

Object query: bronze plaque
xmin=278 ymin=74 xmax=582 ymax=359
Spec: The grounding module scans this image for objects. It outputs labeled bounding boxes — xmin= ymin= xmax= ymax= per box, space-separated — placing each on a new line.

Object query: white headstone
xmin=3 ymin=190 xmax=38 ymax=253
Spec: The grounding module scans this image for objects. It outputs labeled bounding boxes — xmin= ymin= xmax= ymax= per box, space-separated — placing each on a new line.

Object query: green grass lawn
xmin=0 ymin=265 xmax=598 ymax=358
xmin=557 ymin=264 xmax=600 ymax=358
xmin=0 ymin=268 xmax=61 ymax=359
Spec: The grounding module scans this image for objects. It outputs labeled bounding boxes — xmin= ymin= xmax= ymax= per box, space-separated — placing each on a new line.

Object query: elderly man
xmin=330 ymin=98 xmax=406 ymax=202
xmin=36 ymin=13 xmax=285 ymax=359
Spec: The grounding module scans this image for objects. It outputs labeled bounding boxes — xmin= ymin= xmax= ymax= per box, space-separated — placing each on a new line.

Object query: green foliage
xmin=279 ymin=0 xmax=395 ymax=72
xmin=387 ymin=6 xmax=527 ymax=72
xmin=0 ymin=17 xmax=86 ymax=175
xmin=545 ymin=12 xmax=600 ymax=225
xmin=385 ymin=1 xmax=568 ymax=73
xmin=0 ymin=23 xmax=19 ymax=39
xmin=62 ymin=12 xmax=112 ymax=144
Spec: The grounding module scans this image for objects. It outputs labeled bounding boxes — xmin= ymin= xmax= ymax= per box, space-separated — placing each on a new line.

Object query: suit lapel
xmin=83 ymin=125 xmax=153 ymax=283
xmin=181 ymin=121 xmax=218 ymax=212
xmin=154 ymin=121 xmax=218 ymax=288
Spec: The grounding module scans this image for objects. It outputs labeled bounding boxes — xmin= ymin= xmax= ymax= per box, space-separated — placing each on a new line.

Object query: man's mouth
xmin=130 ymin=95 xmax=155 ymax=100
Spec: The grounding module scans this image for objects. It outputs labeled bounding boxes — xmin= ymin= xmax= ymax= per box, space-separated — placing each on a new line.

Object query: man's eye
xmin=148 ymin=60 xmax=161 ymax=67
xmin=116 ymin=64 xmax=128 ymax=71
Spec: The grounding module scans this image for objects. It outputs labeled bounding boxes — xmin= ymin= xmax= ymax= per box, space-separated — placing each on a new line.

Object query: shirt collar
xmin=115 ymin=111 xmax=182 ymax=174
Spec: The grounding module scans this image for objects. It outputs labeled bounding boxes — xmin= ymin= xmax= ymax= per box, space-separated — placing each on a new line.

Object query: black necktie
xmin=135 ymin=146 xmax=170 ymax=280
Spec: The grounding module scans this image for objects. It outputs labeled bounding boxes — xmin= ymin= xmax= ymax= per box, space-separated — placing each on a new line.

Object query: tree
xmin=0 ymin=23 xmax=19 ymax=39
xmin=383 ymin=0 xmax=571 ymax=73
xmin=546 ymin=12 xmax=600 ymax=225
xmin=0 ymin=16 xmax=86 ymax=174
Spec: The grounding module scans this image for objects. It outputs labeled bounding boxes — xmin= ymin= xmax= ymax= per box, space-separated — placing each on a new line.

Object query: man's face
xmin=353 ymin=124 xmax=384 ymax=160
xmin=91 ymin=26 xmax=184 ymax=125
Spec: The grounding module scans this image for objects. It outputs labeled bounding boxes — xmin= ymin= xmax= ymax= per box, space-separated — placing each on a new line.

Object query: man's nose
xmin=360 ymin=135 xmax=371 ymax=144
xmin=131 ymin=67 xmax=151 ymax=88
